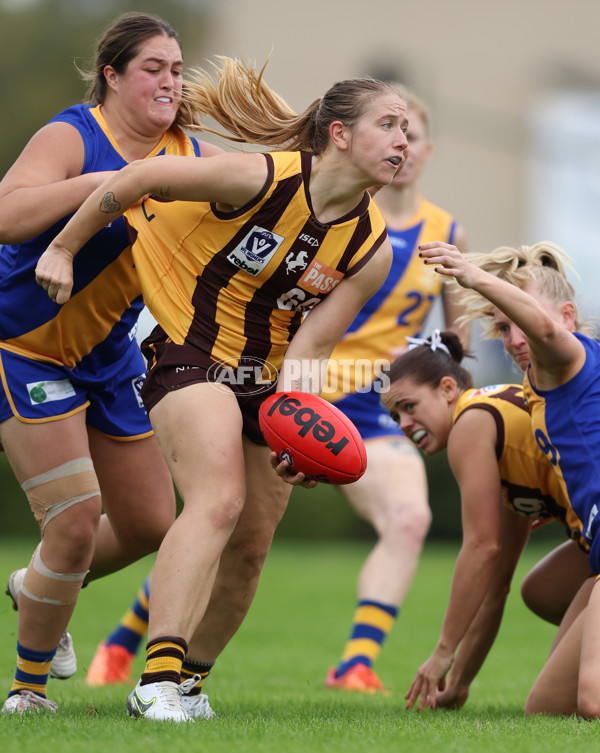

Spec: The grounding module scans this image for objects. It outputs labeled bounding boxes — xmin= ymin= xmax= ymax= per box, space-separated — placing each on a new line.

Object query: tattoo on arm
xmin=157 ymin=186 xmax=172 ymax=198
xmin=99 ymin=192 xmax=121 ymax=214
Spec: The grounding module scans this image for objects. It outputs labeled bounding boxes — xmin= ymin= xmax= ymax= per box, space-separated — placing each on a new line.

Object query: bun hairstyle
xmin=456 ymin=241 xmax=592 ymax=338
xmin=388 ymin=330 xmax=474 ymax=391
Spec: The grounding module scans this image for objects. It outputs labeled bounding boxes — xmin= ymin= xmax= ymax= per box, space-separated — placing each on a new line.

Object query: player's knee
xmin=208 ymin=493 xmax=245 ymax=534
xmin=520 ymin=573 xmax=562 ymax=624
xmin=520 ymin=573 xmax=541 ymax=615
xmin=383 ymin=503 xmax=432 ymax=550
xmin=578 ymin=682 xmax=600 ymax=719
xmin=51 ymin=499 xmax=100 ymax=561
xmin=22 ymin=457 xmax=101 ymax=536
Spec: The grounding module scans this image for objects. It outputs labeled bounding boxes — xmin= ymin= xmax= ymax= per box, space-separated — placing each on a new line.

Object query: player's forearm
xmin=472 ymin=270 xmax=555 ymax=346
xmin=446 ymin=591 xmax=507 ymax=687
xmin=52 ymin=164 xmax=148 ymax=259
xmin=436 ymin=541 xmax=500 ymax=654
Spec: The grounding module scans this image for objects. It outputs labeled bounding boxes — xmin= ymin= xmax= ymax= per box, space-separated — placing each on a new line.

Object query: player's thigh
xmin=239 ymin=436 xmax=293 ymax=536
xmin=148 ymin=382 xmax=246 ymax=508
xmin=340 ymin=436 xmax=429 ymax=530
xmin=87 ymin=428 xmax=176 ymax=530
xmin=526 ymin=605 xmax=584 ymax=715
xmin=577 ymin=579 xmax=600 ymax=715
xmin=0 ymin=411 xmax=90 ymax=482
xmin=550 ymin=575 xmax=595 ymax=653
xmin=522 ymin=539 xmax=593 ymax=623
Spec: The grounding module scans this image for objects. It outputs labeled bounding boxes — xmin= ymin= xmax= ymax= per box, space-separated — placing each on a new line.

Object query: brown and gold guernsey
xmin=125 ymin=151 xmax=387 ymax=377
xmin=453 ymin=384 xmax=586 ymax=550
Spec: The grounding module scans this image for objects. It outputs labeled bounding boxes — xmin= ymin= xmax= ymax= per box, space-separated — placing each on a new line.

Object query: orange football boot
xmin=326 ymin=664 xmax=388 ymax=694
xmin=86 ymin=641 xmax=135 ymax=686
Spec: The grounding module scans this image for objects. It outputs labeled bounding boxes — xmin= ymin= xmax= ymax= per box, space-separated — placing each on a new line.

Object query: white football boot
xmin=127 ymin=679 xmax=193 ymax=722
xmin=1 ymin=690 xmax=58 ymax=714
xmin=6 ymin=567 xmax=78 ymax=679
xmin=178 ymin=674 xmax=216 ymax=720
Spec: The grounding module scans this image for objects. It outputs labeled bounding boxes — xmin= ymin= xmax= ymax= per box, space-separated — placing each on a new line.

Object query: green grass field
xmin=0 ymin=535 xmax=594 ymax=752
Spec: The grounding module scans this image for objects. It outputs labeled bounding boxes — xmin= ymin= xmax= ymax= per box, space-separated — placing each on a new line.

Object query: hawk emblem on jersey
xmin=285 ymin=250 xmax=308 ymax=275
xmin=227 ymin=225 xmax=284 ymax=276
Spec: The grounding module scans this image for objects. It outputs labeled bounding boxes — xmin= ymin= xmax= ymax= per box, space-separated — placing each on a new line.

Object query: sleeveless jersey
xmin=126 ymin=150 xmax=388 ymax=376
xmin=325 ymin=197 xmax=456 ymax=403
xmin=523 ymin=333 xmax=600 ymax=568
xmin=454 ymin=383 xmax=586 ymax=549
xmin=0 ymin=104 xmax=202 ymax=378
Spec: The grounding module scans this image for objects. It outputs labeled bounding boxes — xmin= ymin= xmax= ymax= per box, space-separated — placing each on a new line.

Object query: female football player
xmin=0 ymin=12 xmax=222 ymax=716
xmin=415 ymin=240 xmax=600 ymax=718
xmin=35 ymin=58 xmax=407 ymax=721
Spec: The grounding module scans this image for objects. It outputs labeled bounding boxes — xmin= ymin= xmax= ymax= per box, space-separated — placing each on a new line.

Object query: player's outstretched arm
xmin=35 ymin=153 xmax=268 ymax=304
xmin=419 ymin=241 xmax=585 ymax=384
xmin=406 ymin=408 xmax=503 ymax=711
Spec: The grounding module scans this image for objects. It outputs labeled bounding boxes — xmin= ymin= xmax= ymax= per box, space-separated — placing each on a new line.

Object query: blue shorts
xmin=331 ymin=387 xmax=404 ymax=441
xmin=0 ymin=342 xmax=153 ymax=439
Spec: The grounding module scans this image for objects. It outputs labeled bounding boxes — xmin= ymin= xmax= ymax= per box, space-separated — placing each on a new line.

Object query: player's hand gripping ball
xmin=259 ymin=391 xmax=367 ymax=484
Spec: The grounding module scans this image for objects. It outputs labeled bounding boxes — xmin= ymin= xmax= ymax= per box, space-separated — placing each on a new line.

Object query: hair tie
xmin=406 ymin=329 xmax=451 ymax=356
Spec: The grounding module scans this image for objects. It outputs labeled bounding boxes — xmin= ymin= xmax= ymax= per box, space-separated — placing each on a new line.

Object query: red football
xmin=259 ymin=391 xmax=367 ymax=484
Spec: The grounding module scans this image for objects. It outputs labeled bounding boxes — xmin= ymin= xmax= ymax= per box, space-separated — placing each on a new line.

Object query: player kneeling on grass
xmin=403 ymin=241 xmax=600 ymax=718
xmin=381 ymin=327 xmax=586 ymax=712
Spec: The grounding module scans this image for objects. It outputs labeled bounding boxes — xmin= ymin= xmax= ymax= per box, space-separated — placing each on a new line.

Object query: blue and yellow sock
xmin=105 ymin=575 xmax=151 ymax=655
xmin=140 ymin=636 xmax=187 ymax=686
xmin=9 ymin=642 xmax=56 ymax=698
xmin=335 ymin=599 xmax=398 ymax=678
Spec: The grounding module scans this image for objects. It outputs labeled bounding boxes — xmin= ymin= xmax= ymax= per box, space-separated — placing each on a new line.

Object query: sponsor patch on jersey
xmin=227 ymin=225 xmax=284 ymax=276
xmin=298 ymin=259 xmax=343 ymax=293
xmin=468 ymin=384 xmax=504 ymax=399
xmin=131 ymin=374 xmax=146 ymax=409
xmin=27 ymin=379 xmax=76 ymax=405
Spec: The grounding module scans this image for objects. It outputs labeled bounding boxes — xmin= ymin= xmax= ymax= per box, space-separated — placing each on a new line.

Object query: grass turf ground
xmin=0 ymin=535 xmax=594 ymax=752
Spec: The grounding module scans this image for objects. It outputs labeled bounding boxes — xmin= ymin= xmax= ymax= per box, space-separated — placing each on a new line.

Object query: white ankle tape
xmin=21 ymin=544 xmax=88 ymax=606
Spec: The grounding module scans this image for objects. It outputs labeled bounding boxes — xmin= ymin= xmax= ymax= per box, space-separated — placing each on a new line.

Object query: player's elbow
xmin=463 ymin=537 xmax=501 ymax=568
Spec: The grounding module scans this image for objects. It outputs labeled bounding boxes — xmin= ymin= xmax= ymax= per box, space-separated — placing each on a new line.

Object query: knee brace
xmin=21 ymin=457 xmax=100 ymax=534
xmin=21 ymin=544 xmax=88 ymax=606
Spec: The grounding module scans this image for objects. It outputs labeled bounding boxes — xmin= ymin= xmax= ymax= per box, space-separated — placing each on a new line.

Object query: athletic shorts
xmin=0 ymin=342 xmax=153 ymax=439
xmin=140 ymin=340 xmax=275 ymax=446
xmin=331 ymin=386 xmax=404 ymax=441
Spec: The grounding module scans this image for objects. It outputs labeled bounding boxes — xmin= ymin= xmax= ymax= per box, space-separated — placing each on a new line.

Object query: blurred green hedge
xmin=0 ymin=450 xmax=461 ymax=541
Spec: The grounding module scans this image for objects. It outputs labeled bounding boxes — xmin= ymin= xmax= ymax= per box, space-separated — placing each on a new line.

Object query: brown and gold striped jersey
xmin=454 ymin=384 xmax=586 ymax=549
xmin=126 ymin=151 xmax=387 ymax=374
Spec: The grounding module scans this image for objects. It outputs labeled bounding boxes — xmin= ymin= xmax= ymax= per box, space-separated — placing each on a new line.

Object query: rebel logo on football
xmin=265 ymin=393 xmax=349 ymax=456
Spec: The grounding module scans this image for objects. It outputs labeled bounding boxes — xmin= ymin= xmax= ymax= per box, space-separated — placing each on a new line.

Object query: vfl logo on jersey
xmin=298 ymin=259 xmax=343 ymax=293
xmin=227 ymin=225 xmax=284 ymax=276
xmin=285 ymin=250 xmax=308 ymax=275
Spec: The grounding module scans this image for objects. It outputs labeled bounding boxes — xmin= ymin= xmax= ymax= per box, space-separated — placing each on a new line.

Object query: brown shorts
xmin=140 ymin=340 xmax=277 ymax=446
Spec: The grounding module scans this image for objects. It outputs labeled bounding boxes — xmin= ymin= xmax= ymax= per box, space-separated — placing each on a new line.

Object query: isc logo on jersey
xmin=227 ymin=226 xmax=284 ymax=276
